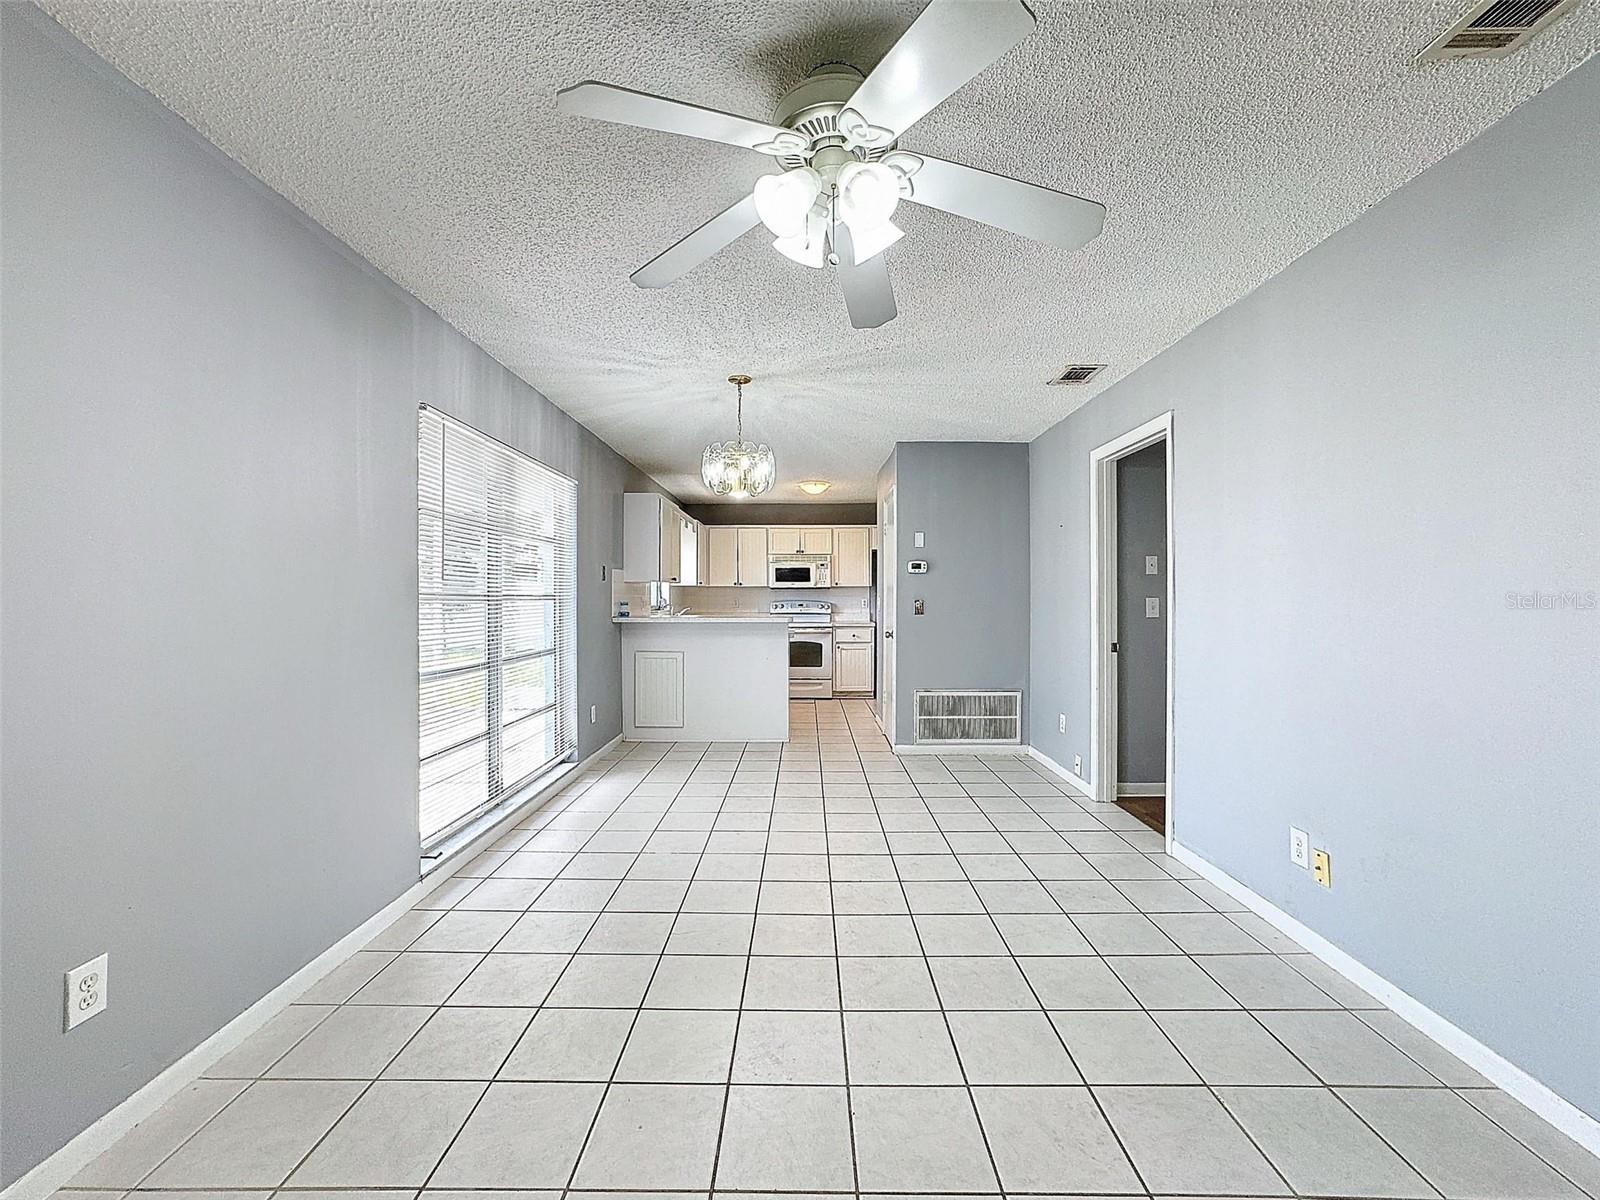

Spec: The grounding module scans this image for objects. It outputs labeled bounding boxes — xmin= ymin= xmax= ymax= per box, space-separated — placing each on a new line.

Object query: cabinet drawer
xmin=834 ymin=625 xmax=874 ymax=643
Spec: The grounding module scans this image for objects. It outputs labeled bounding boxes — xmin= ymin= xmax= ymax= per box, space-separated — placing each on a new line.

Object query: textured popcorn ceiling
xmin=44 ymin=0 xmax=1598 ymax=501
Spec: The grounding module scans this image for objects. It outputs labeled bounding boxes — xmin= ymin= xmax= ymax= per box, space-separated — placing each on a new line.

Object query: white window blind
xmin=417 ymin=406 xmax=578 ymax=848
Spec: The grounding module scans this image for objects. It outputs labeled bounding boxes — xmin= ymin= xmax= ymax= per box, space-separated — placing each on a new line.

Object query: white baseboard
xmin=1 ymin=733 xmax=623 ymax=1200
xmin=1025 ymin=745 xmax=1095 ymax=799
xmin=892 ymin=742 xmax=1027 ymax=756
xmin=1117 ymin=781 xmax=1165 ymax=796
xmin=1170 ymin=840 xmax=1600 ymax=1159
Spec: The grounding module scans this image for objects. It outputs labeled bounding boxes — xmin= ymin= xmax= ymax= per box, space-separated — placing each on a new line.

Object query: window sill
xmin=419 ymin=758 xmax=580 ymax=878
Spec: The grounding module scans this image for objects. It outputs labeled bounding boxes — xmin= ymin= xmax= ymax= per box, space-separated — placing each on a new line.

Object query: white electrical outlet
xmin=1145 ymin=555 xmax=1158 ymax=575
xmin=1058 ymin=714 xmax=1066 ymax=734
xmin=1289 ymin=827 xmax=1310 ymax=869
xmin=1145 ymin=596 xmax=1160 ymax=619
xmin=65 ymin=953 xmax=108 ymax=1030
xmin=1073 ymin=754 xmax=1083 ymax=774
xmin=590 ymin=705 xmax=597 ymax=724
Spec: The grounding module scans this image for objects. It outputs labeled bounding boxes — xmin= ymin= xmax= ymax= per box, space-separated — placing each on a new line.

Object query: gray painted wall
xmin=0 ymin=8 xmax=663 ymax=1183
xmin=685 ymin=502 xmax=876 ymax=525
xmin=1029 ymin=60 xmax=1600 ymax=1117
xmin=1115 ymin=443 xmax=1167 ymax=785
xmin=890 ymin=443 xmax=1030 ymax=745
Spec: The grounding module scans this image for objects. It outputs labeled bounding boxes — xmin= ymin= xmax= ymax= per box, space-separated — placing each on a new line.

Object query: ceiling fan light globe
xmin=754 ymin=166 xmax=822 ymax=238
xmin=836 ymin=161 xmax=900 ymax=231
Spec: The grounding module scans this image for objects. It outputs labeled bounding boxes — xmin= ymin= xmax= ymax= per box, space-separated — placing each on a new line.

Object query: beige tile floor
xmin=58 ymin=700 xmax=1600 ymax=1200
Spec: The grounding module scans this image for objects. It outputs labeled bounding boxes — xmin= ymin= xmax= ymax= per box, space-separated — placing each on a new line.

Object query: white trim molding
xmin=1026 ymin=745 xmax=1095 ymax=800
xmin=1171 ymin=840 xmax=1600 ymax=1159
xmin=0 ymin=733 xmax=623 ymax=1200
xmin=1116 ymin=782 xmax=1166 ymax=796
xmin=1087 ymin=411 xmax=1175 ymax=856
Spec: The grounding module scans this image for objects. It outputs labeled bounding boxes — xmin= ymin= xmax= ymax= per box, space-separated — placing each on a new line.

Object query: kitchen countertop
xmin=613 ymin=614 xmax=788 ymax=624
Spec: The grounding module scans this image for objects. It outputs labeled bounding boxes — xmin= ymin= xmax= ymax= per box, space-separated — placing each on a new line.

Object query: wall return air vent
xmin=914 ymin=690 xmax=1023 ymax=746
xmin=1047 ymin=364 xmax=1105 ymax=386
xmin=1416 ymin=0 xmax=1577 ymax=61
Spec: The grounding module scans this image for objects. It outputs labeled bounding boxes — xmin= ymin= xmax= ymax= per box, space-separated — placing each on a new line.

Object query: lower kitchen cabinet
xmin=833 ymin=636 xmax=875 ymax=696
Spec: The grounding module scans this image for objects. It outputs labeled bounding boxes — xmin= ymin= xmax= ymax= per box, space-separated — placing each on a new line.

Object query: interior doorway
xmin=1089 ymin=413 xmax=1174 ymax=844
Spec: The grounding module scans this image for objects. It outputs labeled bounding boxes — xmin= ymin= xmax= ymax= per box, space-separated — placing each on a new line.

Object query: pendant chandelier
xmin=701 ymin=374 xmax=776 ymax=499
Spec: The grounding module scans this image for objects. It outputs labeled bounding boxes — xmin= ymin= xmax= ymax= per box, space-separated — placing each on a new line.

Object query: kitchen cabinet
xmin=768 ymin=526 xmax=833 ymax=555
xmin=623 ymin=492 xmax=697 ymax=583
xmin=833 ymin=628 xmax=875 ymax=695
xmin=736 ymin=526 xmax=769 ymax=585
xmin=832 ymin=526 xmax=872 ymax=587
xmin=705 ymin=526 xmax=739 ymax=587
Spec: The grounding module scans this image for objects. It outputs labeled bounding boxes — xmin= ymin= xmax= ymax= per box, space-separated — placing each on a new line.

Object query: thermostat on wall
xmin=907 ymin=560 xmax=929 ymax=574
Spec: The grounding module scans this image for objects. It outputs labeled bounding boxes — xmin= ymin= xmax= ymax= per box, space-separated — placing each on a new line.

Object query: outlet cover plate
xmin=65 ymin=953 xmax=108 ymax=1030
xmin=1289 ymin=827 xmax=1310 ymax=868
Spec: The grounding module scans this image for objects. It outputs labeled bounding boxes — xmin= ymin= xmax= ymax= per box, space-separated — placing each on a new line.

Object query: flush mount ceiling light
xmin=556 ymin=0 xmax=1108 ymax=330
xmin=798 ymin=480 xmax=832 ymax=495
xmin=701 ymin=375 xmax=775 ymax=499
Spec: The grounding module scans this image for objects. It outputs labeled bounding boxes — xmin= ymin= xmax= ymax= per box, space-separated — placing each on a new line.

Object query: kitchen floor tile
xmin=850 ymin=1086 xmax=999 ymax=1193
xmin=732 ymin=1010 xmax=846 ymax=1083
xmin=615 ymin=1009 xmax=737 ymax=1082
xmin=429 ymin=1082 xmax=603 ymax=1187
xmin=497 ymin=1007 xmax=634 ymax=1081
xmin=972 ymin=1085 xmax=1141 ymax=1193
xmin=142 ymin=1080 xmax=363 ymax=1188
xmin=571 ymin=1083 xmax=725 ymax=1189
xmin=844 ymin=1010 xmax=963 ymax=1083
xmin=1095 ymin=1085 xmax=1288 ymax=1195
xmin=287 ymin=1080 xmax=482 ymax=1187
xmin=946 ymin=1009 xmax=1082 ymax=1084
xmin=714 ymin=1085 xmax=854 ymax=1191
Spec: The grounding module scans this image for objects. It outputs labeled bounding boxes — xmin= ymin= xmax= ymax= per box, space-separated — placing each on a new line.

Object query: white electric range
xmin=772 ymin=600 xmax=833 ymax=699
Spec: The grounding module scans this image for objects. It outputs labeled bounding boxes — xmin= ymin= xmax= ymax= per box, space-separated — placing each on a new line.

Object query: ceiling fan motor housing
xmin=772 ymin=64 xmax=894 ymax=169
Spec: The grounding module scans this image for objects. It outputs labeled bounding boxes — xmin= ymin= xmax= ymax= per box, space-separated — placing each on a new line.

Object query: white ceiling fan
xmin=556 ymin=0 xmax=1106 ymax=330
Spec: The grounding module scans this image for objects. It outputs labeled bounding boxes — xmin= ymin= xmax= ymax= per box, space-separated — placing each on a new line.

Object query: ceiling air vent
xmin=1047 ymin=363 xmax=1105 ymax=386
xmin=1416 ymin=0 xmax=1578 ymax=61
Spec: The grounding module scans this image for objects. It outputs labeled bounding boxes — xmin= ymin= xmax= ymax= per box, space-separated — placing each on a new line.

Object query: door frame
xmin=878 ymin=484 xmax=896 ymax=736
xmin=1088 ymin=412 xmax=1175 ymax=848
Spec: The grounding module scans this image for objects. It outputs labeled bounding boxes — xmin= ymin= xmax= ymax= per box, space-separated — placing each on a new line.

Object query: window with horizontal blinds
xmin=418 ymin=405 xmax=578 ymax=848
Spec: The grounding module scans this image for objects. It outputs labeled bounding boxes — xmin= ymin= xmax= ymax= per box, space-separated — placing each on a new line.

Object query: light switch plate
xmin=1058 ymin=714 xmax=1067 ymax=734
xmin=913 ymin=531 xmax=925 ymax=548
xmin=1144 ymin=597 xmax=1160 ymax=619
xmin=1145 ymin=555 xmax=1158 ymax=575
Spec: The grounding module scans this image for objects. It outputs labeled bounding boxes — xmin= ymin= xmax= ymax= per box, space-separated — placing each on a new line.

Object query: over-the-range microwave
xmin=769 ymin=554 xmax=830 ymax=588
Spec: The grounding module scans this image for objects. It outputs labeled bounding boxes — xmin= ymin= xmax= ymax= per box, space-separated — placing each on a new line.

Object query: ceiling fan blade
xmin=556 ymin=81 xmax=789 ymax=151
xmin=833 ymin=224 xmax=898 ymax=330
xmin=845 ymin=0 xmax=1036 ymax=137
xmin=631 ymin=193 xmax=761 ymax=289
xmin=906 ymin=155 xmax=1106 ymax=252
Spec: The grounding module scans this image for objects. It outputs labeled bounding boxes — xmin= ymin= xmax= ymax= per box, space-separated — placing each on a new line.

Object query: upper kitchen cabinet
xmin=701 ymin=525 xmax=769 ymax=587
xmin=623 ymin=492 xmax=698 ymax=584
xmin=736 ymin=527 xmax=769 ymax=586
xmin=769 ymin=526 xmax=833 ymax=555
xmin=832 ymin=526 xmax=872 ymax=587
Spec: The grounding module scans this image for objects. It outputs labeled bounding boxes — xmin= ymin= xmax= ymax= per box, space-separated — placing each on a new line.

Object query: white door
xmin=879 ymin=487 xmax=896 ymax=734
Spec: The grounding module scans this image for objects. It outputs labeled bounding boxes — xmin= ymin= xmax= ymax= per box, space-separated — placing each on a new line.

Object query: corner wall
xmin=0 ymin=7 xmax=661 ymax=1183
xmin=890 ymin=443 xmax=1030 ymax=746
xmin=1028 ymin=59 xmax=1600 ymax=1117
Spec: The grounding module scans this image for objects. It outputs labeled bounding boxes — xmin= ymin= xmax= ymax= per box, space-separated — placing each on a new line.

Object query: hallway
xmin=60 ymin=701 xmax=1595 ymax=1199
